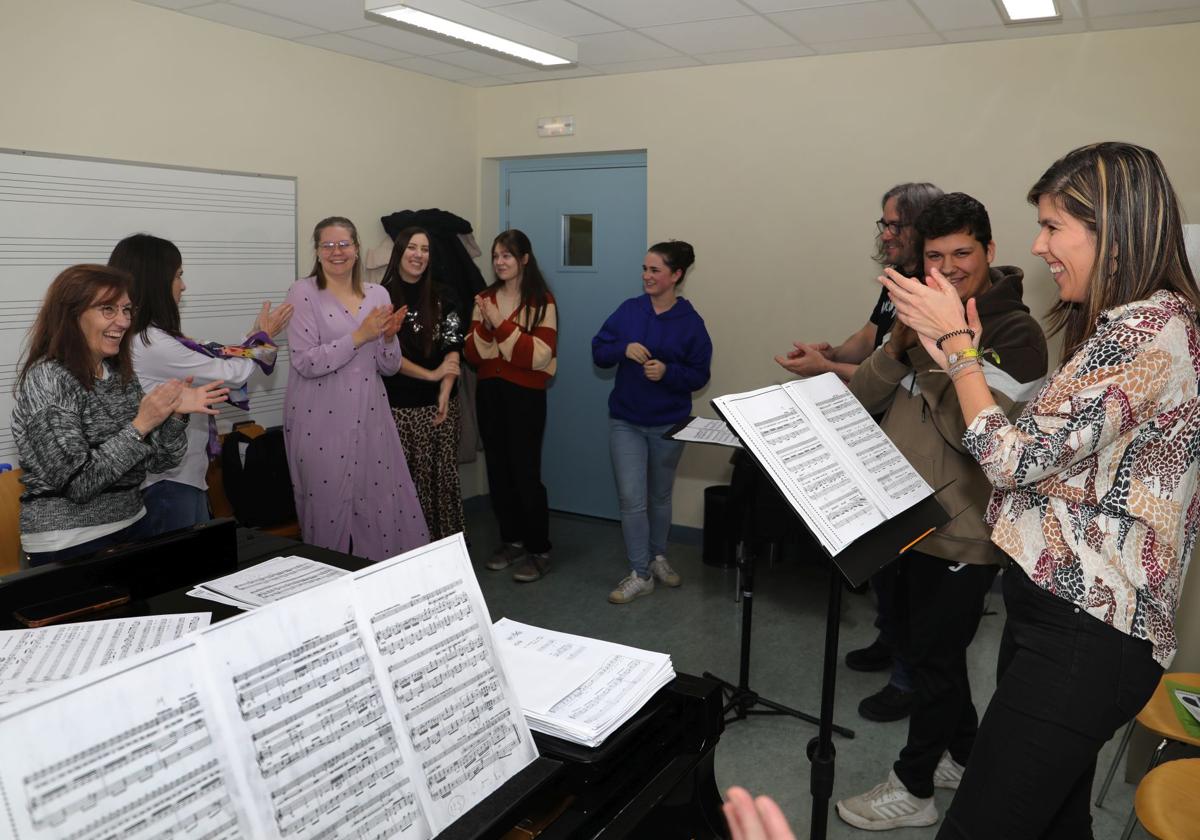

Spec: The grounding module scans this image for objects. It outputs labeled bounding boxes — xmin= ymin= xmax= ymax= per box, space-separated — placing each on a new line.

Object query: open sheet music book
xmin=712 ymin=372 xmax=933 ymax=556
xmin=0 ymin=534 xmax=538 ymax=840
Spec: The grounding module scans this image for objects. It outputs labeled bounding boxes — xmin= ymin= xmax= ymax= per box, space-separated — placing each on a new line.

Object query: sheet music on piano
xmin=0 ymin=534 xmax=537 ymax=840
xmin=0 ymin=612 xmax=210 ymax=703
xmin=713 ymin=372 xmax=932 ymax=555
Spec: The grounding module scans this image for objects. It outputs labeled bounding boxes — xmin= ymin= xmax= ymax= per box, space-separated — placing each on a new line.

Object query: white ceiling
xmin=136 ymin=0 xmax=1200 ymax=86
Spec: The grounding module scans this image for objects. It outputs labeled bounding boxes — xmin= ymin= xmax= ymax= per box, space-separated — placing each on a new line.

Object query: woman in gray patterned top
xmin=12 ymin=264 xmax=228 ymax=567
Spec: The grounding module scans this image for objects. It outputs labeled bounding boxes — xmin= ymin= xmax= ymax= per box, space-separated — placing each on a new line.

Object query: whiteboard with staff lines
xmin=0 ymin=148 xmax=297 ymax=467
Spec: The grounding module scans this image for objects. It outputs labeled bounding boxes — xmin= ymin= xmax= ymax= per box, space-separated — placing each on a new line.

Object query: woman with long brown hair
xmin=463 ymin=229 xmax=557 ymax=582
xmin=12 ymin=264 xmax=227 ymax=566
xmin=882 ymin=142 xmax=1200 ymax=838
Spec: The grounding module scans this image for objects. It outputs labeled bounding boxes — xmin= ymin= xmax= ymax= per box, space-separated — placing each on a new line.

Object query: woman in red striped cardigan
xmin=463 ymin=229 xmax=557 ymax=582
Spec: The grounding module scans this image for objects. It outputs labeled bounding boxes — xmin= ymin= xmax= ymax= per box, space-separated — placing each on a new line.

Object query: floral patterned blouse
xmin=964 ymin=290 xmax=1200 ymax=666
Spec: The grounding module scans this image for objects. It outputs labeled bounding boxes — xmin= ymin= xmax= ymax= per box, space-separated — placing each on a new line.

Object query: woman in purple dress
xmin=283 ymin=216 xmax=429 ymax=561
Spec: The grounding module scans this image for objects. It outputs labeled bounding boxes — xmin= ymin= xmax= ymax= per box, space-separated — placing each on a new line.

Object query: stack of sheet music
xmin=493 ymin=618 xmax=676 ymax=748
xmin=187 ymin=554 xmax=349 ymax=609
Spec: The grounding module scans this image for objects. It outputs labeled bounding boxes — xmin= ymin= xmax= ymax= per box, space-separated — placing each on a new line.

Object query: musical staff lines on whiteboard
xmin=0 ymin=170 xmax=293 ymax=215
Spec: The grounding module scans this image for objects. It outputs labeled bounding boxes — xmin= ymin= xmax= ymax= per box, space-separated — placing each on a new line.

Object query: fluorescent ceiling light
xmin=996 ymin=0 xmax=1060 ymax=22
xmin=366 ymin=0 xmax=577 ymax=66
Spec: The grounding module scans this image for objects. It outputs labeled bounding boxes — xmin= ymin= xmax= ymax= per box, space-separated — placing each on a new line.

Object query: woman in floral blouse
xmin=883 ymin=142 xmax=1200 ymax=839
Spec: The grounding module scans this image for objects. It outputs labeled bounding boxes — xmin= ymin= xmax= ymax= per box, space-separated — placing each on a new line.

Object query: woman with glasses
xmin=883 ymin=143 xmax=1200 ymax=838
xmin=12 ymin=264 xmax=228 ymax=566
xmin=381 ymin=227 xmax=466 ymax=541
xmin=283 ymin=216 xmax=429 ymax=562
xmin=463 ymin=229 xmax=557 ymax=582
xmin=109 ymin=234 xmax=292 ymax=535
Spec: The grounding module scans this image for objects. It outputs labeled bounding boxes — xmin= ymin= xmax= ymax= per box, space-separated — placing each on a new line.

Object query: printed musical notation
xmin=713 ymin=373 xmax=933 ymax=555
xmin=0 ymin=642 xmax=249 ymax=840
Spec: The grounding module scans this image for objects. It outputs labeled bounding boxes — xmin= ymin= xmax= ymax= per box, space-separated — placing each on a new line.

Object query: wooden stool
xmin=1134 ymin=758 xmax=1200 ymax=839
xmin=1110 ymin=673 xmax=1200 ymax=840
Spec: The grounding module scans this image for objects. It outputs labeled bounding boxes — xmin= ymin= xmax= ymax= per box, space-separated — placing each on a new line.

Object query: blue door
xmin=501 ymin=153 xmax=647 ymax=519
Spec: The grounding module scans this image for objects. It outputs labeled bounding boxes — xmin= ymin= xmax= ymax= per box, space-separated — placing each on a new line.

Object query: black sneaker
xmin=845 ymin=637 xmax=893 ymax=672
xmin=858 ymin=684 xmax=915 ymax=722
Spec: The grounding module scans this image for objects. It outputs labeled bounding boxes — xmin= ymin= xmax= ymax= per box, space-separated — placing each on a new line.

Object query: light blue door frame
xmin=500 ymin=153 xmax=648 ymax=520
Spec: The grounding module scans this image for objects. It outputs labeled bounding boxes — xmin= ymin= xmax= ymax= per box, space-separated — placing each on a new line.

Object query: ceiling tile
xmin=594 ymin=56 xmax=702 ymax=74
xmin=695 ymin=44 xmax=816 ymax=63
xmin=135 ymin=0 xmax=215 ymax=9
xmin=501 ymin=65 xmax=602 ymax=82
xmin=228 ymin=0 xmax=369 ymax=31
xmin=739 ymin=0 xmax=868 ymax=13
xmin=570 ymin=0 xmax=750 ymax=28
xmin=769 ymin=0 xmax=932 ymax=43
xmin=433 ymin=49 xmax=536 ymax=73
xmin=1088 ymin=0 xmax=1200 ymax=14
xmin=940 ymin=18 xmax=1088 ymax=42
xmin=813 ymin=31 xmax=945 ymax=54
xmin=388 ymin=56 xmax=482 ymax=79
xmin=458 ymin=76 xmax=514 ymax=86
xmin=183 ymin=3 xmax=322 ymax=39
xmin=910 ymin=0 xmax=1003 ymax=30
xmin=643 ymin=15 xmax=798 ymax=54
xmin=294 ymin=32 xmax=410 ymax=61
xmin=341 ymin=24 xmax=461 ymax=55
xmin=494 ymin=1 xmax=622 ymax=36
xmin=574 ymin=30 xmax=680 ymax=63
xmin=1088 ymin=8 xmax=1200 ymax=27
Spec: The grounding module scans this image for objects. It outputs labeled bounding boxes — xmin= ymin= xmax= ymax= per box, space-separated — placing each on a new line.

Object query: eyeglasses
xmin=876 ymin=219 xmax=910 ymax=237
xmin=93 ymin=303 xmax=136 ymax=320
xmin=318 ymin=240 xmax=355 ymax=252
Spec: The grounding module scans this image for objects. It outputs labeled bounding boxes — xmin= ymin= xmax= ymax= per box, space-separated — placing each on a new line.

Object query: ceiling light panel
xmin=996 ymin=0 xmax=1060 ymax=22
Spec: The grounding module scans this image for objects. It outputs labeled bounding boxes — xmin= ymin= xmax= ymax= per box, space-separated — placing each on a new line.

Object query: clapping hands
xmin=354 ymin=304 xmax=407 ymax=346
xmin=251 ymin=301 xmax=294 ymax=338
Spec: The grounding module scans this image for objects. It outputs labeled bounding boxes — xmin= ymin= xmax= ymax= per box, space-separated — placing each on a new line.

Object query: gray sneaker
xmin=933 ymin=751 xmax=964 ymax=790
xmin=609 ymin=574 xmax=654 ymax=604
xmin=649 ymin=555 xmax=681 ymax=587
xmin=486 ymin=542 xmax=524 ymax=571
xmin=836 ymin=770 xmax=937 ymax=830
xmin=512 ymin=552 xmax=550 ymax=582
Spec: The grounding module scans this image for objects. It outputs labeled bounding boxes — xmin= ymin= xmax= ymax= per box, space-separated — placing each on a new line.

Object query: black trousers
xmin=475 ymin=378 xmax=551 ymax=554
xmin=938 ymin=565 xmax=1162 ymax=840
xmin=892 ymin=551 xmax=998 ymax=797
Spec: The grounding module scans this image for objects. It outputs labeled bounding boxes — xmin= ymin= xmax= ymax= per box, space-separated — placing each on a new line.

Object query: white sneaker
xmin=836 ymin=770 xmax=937 ymax=831
xmin=608 ymin=574 xmax=654 ymax=604
xmin=648 ymin=555 xmax=681 ymax=587
xmin=933 ymin=752 xmax=964 ymax=791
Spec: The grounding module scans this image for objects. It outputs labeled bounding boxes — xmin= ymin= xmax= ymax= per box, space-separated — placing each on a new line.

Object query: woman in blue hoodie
xmin=592 ymin=240 xmax=712 ymax=604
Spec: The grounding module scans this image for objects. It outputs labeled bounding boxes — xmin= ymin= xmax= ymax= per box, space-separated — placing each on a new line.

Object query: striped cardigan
xmin=463 ymin=292 xmax=557 ymax=390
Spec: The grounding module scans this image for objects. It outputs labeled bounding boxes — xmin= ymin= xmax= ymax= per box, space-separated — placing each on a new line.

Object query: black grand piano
xmin=0 ymin=519 xmax=729 ymax=840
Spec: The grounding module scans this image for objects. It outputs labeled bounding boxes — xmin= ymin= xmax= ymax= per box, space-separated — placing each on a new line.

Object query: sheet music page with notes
xmin=195 ymin=577 xmax=433 ymax=840
xmin=713 ymin=373 xmax=932 ymax=555
xmin=0 ymin=640 xmax=257 ymax=839
xmin=353 ymin=535 xmax=538 ymax=834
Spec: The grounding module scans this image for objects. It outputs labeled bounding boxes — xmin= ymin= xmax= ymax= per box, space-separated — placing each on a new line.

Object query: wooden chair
xmin=1102 ymin=673 xmax=1200 ymax=840
xmin=206 ymin=423 xmax=300 ymax=540
xmin=0 ymin=469 xmax=24 ymax=575
xmin=1134 ymin=758 xmax=1200 ymax=839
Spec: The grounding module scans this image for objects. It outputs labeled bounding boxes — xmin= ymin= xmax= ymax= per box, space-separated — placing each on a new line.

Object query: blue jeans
xmin=26 ymin=515 xmax=154 ymax=567
xmin=609 ymin=419 xmax=684 ymax=578
xmin=143 ymin=480 xmax=210 ymax=536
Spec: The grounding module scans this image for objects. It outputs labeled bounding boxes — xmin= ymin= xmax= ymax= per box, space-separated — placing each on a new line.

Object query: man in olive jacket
xmin=837 ymin=193 xmax=1048 ymax=832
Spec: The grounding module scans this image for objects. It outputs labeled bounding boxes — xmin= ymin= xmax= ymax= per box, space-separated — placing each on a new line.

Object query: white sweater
xmin=131 ymin=327 xmax=257 ymax=490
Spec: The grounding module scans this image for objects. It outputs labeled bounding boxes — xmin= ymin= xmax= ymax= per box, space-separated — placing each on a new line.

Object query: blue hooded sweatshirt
xmin=592 ymin=295 xmax=712 ymax=427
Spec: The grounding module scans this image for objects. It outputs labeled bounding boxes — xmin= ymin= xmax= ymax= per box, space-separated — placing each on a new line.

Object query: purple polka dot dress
xmin=283 ymin=276 xmax=429 ymax=560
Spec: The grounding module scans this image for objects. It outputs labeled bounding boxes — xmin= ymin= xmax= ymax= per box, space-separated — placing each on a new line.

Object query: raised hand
xmin=133 ymin=380 xmax=184 ymax=434
xmin=476 ymin=295 xmax=502 ymax=330
xmin=625 ymin=342 xmax=651 ymax=364
xmin=723 ymin=788 xmax=797 ymax=840
xmin=380 ymin=305 xmax=408 ymax=340
xmin=177 ymin=380 xmax=230 ymax=415
xmin=353 ymin=305 xmax=394 ymax=346
xmin=881 ymin=267 xmax=979 ymax=370
xmin=775 ymin=342 xmax=831 ymax=377
xmin=252 ymin=301 xmax=294 ymax=338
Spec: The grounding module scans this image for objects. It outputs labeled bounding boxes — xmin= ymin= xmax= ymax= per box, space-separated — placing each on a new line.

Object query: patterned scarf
xmin=173 ymin=331 xmax=277 ymax=455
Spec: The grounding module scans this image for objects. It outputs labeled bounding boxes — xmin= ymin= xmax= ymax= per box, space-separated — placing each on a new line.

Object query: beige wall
xmin=475 ymin=23 xmax=1200 ymax=528
xmin=2 ymin=0 xmax=477 ymax=283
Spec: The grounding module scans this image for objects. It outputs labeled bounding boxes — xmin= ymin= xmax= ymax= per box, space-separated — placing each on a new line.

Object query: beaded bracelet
xmin=935 ymin=328 xmax=976 ymax=351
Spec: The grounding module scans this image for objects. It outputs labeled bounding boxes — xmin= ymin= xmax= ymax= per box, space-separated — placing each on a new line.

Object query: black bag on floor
xmin=221 ymin=427 xmax=296 ymax=527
